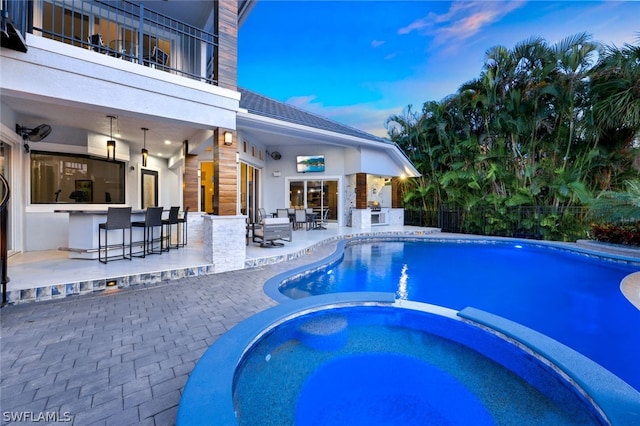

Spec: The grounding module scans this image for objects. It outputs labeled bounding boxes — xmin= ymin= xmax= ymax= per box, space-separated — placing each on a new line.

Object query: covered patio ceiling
xmin=2 ymin=92 xmax=209 ymax=159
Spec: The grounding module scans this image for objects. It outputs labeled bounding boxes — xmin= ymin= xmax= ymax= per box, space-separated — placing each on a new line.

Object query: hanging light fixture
xmin=106 ymin=115 xmax=116 ymax=161
xmin=141 ymin=127 xmax=149 ymax=167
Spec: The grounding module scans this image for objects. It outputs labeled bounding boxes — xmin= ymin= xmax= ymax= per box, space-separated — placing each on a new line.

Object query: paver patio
xmin=1 ymin=242 xmax=338 ymax=425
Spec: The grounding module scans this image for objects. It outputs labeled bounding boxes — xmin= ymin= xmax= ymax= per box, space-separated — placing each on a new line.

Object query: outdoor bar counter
xmin=55 ymin=209 xmax=146 ymax=259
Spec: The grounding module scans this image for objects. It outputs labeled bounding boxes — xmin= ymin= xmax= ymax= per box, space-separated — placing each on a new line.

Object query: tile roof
xmin=238 ymin=88 xmax=390 ymax=144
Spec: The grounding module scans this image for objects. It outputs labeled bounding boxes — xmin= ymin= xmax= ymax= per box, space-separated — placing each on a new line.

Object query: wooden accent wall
xmin=213 ymin=129 xmax=238 ymax=215
xmin=355 ymin=173 xmax=367 ymax=209
xmin=391 ymin=177 xmax=403 ymax=208
xmin=214 ymin=1 xmax=237 ymax=91
xmin=183 ymin=145 xmax=199 ymax=212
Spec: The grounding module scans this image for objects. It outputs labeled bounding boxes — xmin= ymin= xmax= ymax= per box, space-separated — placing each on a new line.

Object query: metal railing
xmin=27 ymin=0 xmax=219 ymax=84
xmin=1 ymin=173 xmax=9 ymax=306
xmin=404 ymin=205 xmax=591 ymax=242
xmin=1 ymin=0 xmax=30 ymax=39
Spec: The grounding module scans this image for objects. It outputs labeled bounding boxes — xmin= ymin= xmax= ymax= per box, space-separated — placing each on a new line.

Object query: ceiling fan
xmin=16 ymin=123 xmax=52 ymax=153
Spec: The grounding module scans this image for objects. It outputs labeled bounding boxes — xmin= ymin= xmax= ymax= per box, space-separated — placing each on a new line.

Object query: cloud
xmin=399 ymin=1 xmax=526 ymax=49
xmin=287 ymin=95 xmax=319 ymax=108
xmin=371 ymin=39 xmax=385 ymax=48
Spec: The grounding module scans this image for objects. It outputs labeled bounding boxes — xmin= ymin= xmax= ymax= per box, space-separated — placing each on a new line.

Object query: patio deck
xmin=3 ymin=224 xmax=437 ymax=304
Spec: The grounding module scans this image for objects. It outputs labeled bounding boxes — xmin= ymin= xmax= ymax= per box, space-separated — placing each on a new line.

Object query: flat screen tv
xmin=296 ymin=155 xmax=325 ymax=173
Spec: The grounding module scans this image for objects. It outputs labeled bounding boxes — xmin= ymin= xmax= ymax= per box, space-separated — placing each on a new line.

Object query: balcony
xmin=25 ymin=0 xmax=219 ymax=85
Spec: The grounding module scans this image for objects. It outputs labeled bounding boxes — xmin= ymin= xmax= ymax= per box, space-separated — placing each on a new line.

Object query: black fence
xmin=404 ymin=205 xmax=591 ymax=242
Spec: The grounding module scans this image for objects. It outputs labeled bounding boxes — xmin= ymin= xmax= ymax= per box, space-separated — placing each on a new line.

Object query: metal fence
xmin=405 ymin=205 xmax=592 ymax=242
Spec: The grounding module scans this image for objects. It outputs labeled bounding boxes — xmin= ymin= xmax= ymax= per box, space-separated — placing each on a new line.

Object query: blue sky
xmin=239 ymin=1 xmax=640 ymax=137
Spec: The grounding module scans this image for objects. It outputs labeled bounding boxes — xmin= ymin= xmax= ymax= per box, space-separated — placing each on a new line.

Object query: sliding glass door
xmin=289 ymin=179 xmax=338 ymax=221
xmin=240 ymin=163 xmax=260 ymax=223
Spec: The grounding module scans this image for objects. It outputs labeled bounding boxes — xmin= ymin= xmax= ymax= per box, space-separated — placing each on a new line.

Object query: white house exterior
xmin=0 ymin=0 xmax=419 ymax=272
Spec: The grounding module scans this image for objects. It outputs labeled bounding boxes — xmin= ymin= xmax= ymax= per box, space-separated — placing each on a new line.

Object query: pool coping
xmin=458 ymin=307 xmax=640 ymax=426
xmin=177 ymin=293 xmax=640 ymax=425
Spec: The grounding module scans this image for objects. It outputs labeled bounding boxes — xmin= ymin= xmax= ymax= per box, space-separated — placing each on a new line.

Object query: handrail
xmin=29 ymin=0 xmax=219 ymax=85
xmin=1 ymin=173 xmax=10 ymax=306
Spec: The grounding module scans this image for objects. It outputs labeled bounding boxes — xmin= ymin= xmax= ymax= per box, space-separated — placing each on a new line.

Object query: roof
xmin=238 ymin=88 xmax=391 ymax=145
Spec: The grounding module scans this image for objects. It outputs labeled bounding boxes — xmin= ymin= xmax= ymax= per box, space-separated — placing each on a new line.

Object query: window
xmin=30 ymin=151 xmax=125 ymax=204
xmin=239 ymin=162 xmax=260 ymax=223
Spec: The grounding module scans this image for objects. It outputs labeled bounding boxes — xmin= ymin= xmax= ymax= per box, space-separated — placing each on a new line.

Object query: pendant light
xmin=106 ymin=115 xmax=116 ymax=161
xmin=141 ymin=127 xmax=149 ymax=167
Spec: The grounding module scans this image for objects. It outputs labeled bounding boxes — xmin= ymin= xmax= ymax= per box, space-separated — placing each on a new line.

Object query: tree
xmin=389 ymin=33 xmax=640 ymax=238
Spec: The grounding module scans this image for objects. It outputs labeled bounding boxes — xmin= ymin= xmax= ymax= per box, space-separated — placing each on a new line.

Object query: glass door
xmin=289 ymin=179 xmax=338 ymax=222
xmin=239 ymin=163 xmax=260 ymax=223
xmin=141 ymin=169 xmax=158 ymax=209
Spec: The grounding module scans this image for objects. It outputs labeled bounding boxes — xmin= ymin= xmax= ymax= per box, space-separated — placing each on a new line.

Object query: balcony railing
xmin=27 ymin=0 xmax=218 ymax=84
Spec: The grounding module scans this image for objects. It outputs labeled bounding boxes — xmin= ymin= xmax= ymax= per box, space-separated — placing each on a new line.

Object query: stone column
xmin=203 ymin=215 xmax=246 ymax=272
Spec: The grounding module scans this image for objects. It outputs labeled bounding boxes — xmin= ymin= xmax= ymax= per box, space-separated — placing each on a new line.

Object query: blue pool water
xmin=279 ymin=240 xmax=640 ymax=391
xmin=232 ymin=305 xmax=603 ymax=425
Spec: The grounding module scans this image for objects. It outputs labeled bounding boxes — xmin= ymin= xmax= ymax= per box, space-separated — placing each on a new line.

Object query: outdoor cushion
xmin=262 ymin=217 xmax=290 ymax=225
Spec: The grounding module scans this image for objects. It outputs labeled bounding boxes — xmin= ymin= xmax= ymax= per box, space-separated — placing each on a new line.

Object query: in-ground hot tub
xmin=177 ymin=293 xmax=640 ymax=425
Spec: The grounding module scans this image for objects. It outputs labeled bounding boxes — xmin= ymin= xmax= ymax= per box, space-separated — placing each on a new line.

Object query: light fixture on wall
xmin=106 ymin=115 xmax=116 ymax=161
xmin=141 ymin=127 xmax=149 ymax=167
xmin=224 ymin=131 xmax=233 ymax=145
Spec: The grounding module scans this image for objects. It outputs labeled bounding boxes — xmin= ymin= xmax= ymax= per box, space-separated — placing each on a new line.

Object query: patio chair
xmin=250 ymin=208 xmax=268 ymax=240
xmin=315 ymin=208 xmax=329 ymax=229
xmin=294 ymin=209 xmax=307 ymax=230
xmin=162 ymin=206 xmax=180 ymax=250
xmin=258 ymin=208 xmax=267 ymax=222
xmin=132 ymin=206 xmax=164 ymax=257
xmin=98 ymin=207 xmax=132 ymax=263
xmin=252 ymin=217 xmax=292 ymax=247
xmin=144 ymin=45 xmax=169 ymax=69
xmin=177 ymin=207 xmax=189 ymax=247
xmin=87 ymin=34 xmax=106 ymax=53
xmin=276 ymin=209 xmax=289 ymax=220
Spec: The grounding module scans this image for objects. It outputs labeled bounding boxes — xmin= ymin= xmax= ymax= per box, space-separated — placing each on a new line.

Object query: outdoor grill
xmin=368 ymin=201 xmax=381 ymax=211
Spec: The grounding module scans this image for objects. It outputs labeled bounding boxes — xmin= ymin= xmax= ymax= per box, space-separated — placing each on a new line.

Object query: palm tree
xmin=589 ymin=35 xmax=640 ymax=191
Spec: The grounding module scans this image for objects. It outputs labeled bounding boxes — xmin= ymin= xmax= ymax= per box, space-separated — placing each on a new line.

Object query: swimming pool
xmin=273 ymin=238 xmax=640 ymax=392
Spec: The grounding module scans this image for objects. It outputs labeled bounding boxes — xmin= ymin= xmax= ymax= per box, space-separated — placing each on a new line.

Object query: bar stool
xmin=177 ymin=207 xmax=189 ymax=247
xmin=132 ymin=206 xmax=164 ymax=257
xmin=162 ymin=206 xmax=180 ymax=250
xmin=98 ymin=207 xmax=132 ymax=263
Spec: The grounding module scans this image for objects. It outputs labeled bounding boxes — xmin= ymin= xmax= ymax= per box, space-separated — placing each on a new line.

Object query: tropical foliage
xmin=388 ymin=33 xmax=640 ymax=240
